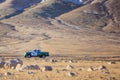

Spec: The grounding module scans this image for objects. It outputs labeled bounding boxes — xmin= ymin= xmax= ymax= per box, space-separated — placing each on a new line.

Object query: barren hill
xmin=0 ymin=0 xmax=120 ymax=56
xmin=59 ymin=0 xmax=120 ymax=33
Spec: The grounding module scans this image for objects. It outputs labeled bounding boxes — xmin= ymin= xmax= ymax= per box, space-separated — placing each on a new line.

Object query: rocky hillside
xmin=0 ymin=0 xmax=120 ymax=54
xmin=1 ymin=0 xmax=120 ymax=33
xmin=0 ymin=0 xmax=43 ymax=19
xmin=59 ymin=0 xmax=120 ymax=33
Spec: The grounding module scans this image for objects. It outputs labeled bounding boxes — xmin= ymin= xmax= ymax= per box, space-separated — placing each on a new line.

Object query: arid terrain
xmin=0 ymin=57 xmax=120 ymax=80
xmin=0 ymin=0 xmax=120 ymax=80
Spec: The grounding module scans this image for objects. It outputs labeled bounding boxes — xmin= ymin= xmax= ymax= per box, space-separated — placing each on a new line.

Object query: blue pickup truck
xmin=24 ymin=49 xmax=49 ymax=58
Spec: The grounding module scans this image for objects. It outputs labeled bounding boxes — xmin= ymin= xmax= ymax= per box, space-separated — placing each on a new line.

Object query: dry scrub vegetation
xmin=0 ymin=57 xmax=120 ymax=80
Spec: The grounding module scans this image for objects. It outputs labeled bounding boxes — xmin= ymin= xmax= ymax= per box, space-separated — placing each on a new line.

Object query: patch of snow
xmin=41 ymin=0 xmax=49 ymax=3
xmin=62 ymin=0 xmax=84 ymax=5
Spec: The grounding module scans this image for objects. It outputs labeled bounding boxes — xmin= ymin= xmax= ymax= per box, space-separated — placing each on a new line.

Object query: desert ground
xmin=0 ymin=56 xmax=120 ymax=80
xmin=0 ymin=0 xmax=120 ymax=80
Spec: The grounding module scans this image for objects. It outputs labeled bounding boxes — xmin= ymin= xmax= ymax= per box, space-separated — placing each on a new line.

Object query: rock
xmin=68 ymin=72 xmax=76 ymax=77
xmin=68 ymin=60 xmax=73 ymax=63
xmin=20 ymin=65 xmax=40 ymax=70
xmin=9 ymin=58 xmax=23 ymax=69
xmin=110 ymin=77 xmax=116 ymax=80
xmin=42 ymin=66 xmax=52 ymax=71
xmin=62 ymin=68 xmax=67 ymax=71
xmin=20 ymin=65 xmax=29 ymax=70
xmin=4 ymin=62 xmax=11 ymax=69
xmin=0 ymin=61 xmax=5 ymax=68
xmin=98 ymin=65 xmax=107 ymax=71
xmin=103 ymin=71 xmax=110 ymax=75
xmin=50 ymin=59 xmax=57 ymax=63
xmin=28 ymin=72 xmax=35 ymax=75
xmin=9 ymin=59 xmax=17 ymax=69
xmin=55 ymin=69 xmax=60 ymax=73
xmin=11 ymin=66 xmax=15 ymax=69
xmin=79 ymin=67 xmax=84 ymax=71
xmin=87 ymin=67 xmax=94 ymax=71
xmin=94 ymin=67 xmax=98 ymax=71
xmin=0 ymin=58 xmax=23 ymax=69
xmin=4 ymin=72 xmax=12 ymax=76
xmin=66 ymin=65 xmax=74 ymax=70
xmin=15 ymin=58 xmax=23 ymax=66
xmin=108 ymin=61 xmax=116 ymax=64
xmin=29 ymin=64 xmax=40 ymax=70
xmin=16 ymin=64 xmax=22 ymax=70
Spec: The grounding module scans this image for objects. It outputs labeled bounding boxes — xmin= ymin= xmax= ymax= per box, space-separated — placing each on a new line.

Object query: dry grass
xmin=0 ymin=57 xmax=120 ymax=80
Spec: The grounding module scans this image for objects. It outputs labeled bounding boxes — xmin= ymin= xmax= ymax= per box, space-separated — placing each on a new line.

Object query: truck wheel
xmin=42 ymin=55 xmax=46 ymax=58
xmin=27 ymin=55 xmax=31 ymax=58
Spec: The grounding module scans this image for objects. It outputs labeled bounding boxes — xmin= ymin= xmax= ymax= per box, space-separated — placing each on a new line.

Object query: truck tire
xmin=42 ymin=55 xmax=46 ymax=58
xmin=27 ymin=54 xmax=31 ymax=58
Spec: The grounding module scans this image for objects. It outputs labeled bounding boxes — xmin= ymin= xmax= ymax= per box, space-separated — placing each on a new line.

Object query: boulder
xmin=0 ymin=61 xmax=5 ymax=68
xmin=108 ymin=61 xmax=116 ymax=64
xmin=29 ymin=65 xmax=40 ymax=70
xmin=20 ymin=65 xmax=29 ymax=70
xmin=66 ymin=65 xmax=74 ymax=70
xmin=4 ymin=62 xmax=11 ymax=69
xmin=68 ymin=72 xmax=76 ymax=77
xmin=9 ymin=58 xmax=23 ymax=69
xmin=68 ymin=60 xmax=73 ymax=63
xmin=20 ymin=64 xmax=40 ymax=70
xmin=16 ymin=64 xmax=23 ymax=70
xmin=0 ymin=58 xmax=23 ymax=69
xmin=87 ymin=67 xmax=94 ymax=71
xmin=15 ymin=58 xmax=23 ymax=66
xmin=4 ymin=72 xmax=12 ymax=76
xmin=9 ymin=59 xmax=17 ymax=69
xmin=103 ymin=71 xmax=110 ymax=75
xmin=42 ymin=66 xmax=52 ymax=71
xmin=98 ymin=65 xmax=107 ymax=70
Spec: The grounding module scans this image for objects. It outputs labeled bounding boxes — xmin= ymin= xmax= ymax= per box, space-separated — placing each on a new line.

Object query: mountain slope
xmin=0 ymin=0 xmax=120 ymax=55
xmin=0 ymin=0 xmax=42 ymax=19
xmin=59 ymin=0 xmax=120 ymax=33
xmin=0 ymin=22 xmax=16 ymax=36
